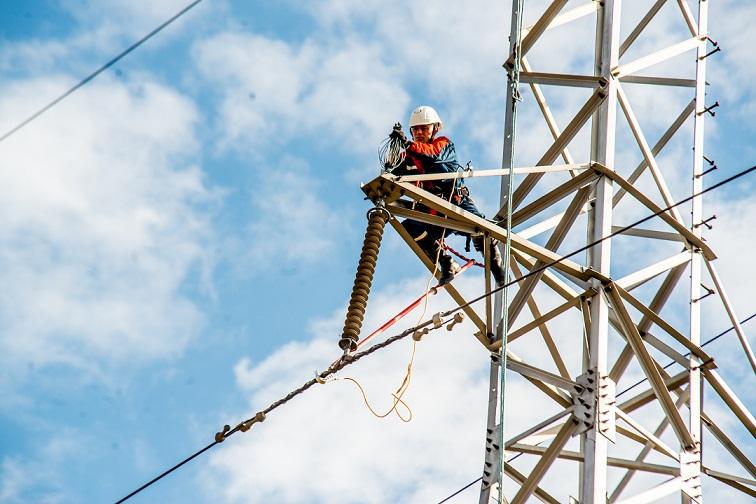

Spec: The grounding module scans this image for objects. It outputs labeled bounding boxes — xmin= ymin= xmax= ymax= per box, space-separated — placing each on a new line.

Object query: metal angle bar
xmin=610 ymin=388 xmax=690 ymax=502
xmin=500 ymin=84 xmax=607 ymax=216
xmin=521 ymin=1 xmax=599 ymax=38
xmin=522 ymin=57 xmax=576 ymax=166
xmin=605 ymin=285 xmax=695 ymax=448
xmin=617 ymin=370 xmax=688 ymax=414
xmin=505 ymin=348 xmax=573 ymax=408
xmin=701 ymin=412 xmax=756 ymax=478
xmin=704 ymin=469 xmax=756 ymax=497
xmin=509 ymin=255 xmax=572 ymax=378
xmin=390 ymin=163 xmax=590 ymax=182
xmin=517 ymin=208 xmax=585 ymax=240
xmin=520 ymin=71 xmax=603 ymax=88
xmin=511 ymin=168 xmax=598 ymax=227
xmin=619 ymin=0 xmax=667 ymax=57
xmin=507 ymin=444 xmax=680 ymax=475
xmin=511 ymin=419 xmax=577 ymax=504
xmin=676 ymin=0 xmax=698 ymax=37
xmin=613 ymin=99 xmax=695 ymax=208
xmin=702 ymin=467 xmax=756 ymax=488
xmin=611 ymin=264 xmax=687 ymax=382
xmin=613 ymin=36 xmax=702 ymax=78
xmin=507 ymin=359 xmax=580 ymax=392
xmin=387 ymin=217 xmax=489 ymax=342
xmin=484 ymin=239 xmax=493 ymax=335
xmin=701 ymin=368 xmax=756 ymax=437
xmin=511 ymin=249 xmax=581 ymax=301
xmin=505 ymin=410 xmax=573 ymax=449
xmin=615 ymin=477 xmax=683 ymax=504
xmin=610 ymin=226 xmax=685 ymax=242
xmin=689 ymin=10 xmax=710 ymax=498
xmin=616 ymin=284 xmax=713 ymax=363
xmin=531 ymin=297 xmax=572 ymax=379
xmin=493 ymin=269 xmax=591 ymax=349
xmin=508 ymin=294 xmax=583 ymax=342
xmin=386 ymin=203 xmax=478 ymax=235
xmin=616 ymin=251 xmax=690 ymax=291
xmin=616 ymin=82 xmax=685 ymax=224
xmin=642 ymin=331 xmax=694 ymax=369
xmin=608 ymin=312 xmax=695 ymax=378
xmin=615 ymin=426 xmax=671 ymax=457
xmin=593 ymin=163 xmax=716 ymax=260
xmin=619 ymin=75 xmax=696 ymax=87
xmin=480 ymin=358 xmax=500 ymax=497
xmin=704 ymin=259 xmax=756 ymax=373
xmin=580 ymin=295 xmax=592 ymax=361
xmin=512 ymin=0 xmax=570 ymax=64
xmin=614 ymin=408 xmax=680 ymax=461
xmin=524 ymin=375 xmax=574 ymax=409
xmin=504 ymin=464 xmax=561 ymax=504
xmin=508 ymin=186 xmax=594 ymax=324
xmin=388 ymin=178 xmax=594 ymax=282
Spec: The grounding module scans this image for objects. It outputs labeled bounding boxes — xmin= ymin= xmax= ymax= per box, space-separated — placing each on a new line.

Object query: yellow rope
xmin=325 ymin=161 xmax=458 ymax=422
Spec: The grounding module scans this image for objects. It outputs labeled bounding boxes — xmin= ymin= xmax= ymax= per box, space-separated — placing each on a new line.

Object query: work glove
xmin=389 ymin=122 xmax=410 ymax=146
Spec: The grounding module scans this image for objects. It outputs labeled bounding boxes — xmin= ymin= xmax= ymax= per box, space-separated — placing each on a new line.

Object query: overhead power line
xmin=114 ymin=164 xmax=755 ymax=503
xmin=0 ymin=0 xmax=204 ymax=145
xmin=444 ymin=164 xmax=756 ymax=317
xmin=435 ymin=312 xmax=756 ymax=503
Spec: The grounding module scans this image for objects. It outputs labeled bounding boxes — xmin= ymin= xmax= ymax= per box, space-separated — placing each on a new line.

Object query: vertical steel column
xmin=479 ymin=0 xmax=524 ymax=500
xmin=581 ymin=1 xmax=621 ymax=502
xmin=684 ymin=1 xmax=709 ymax=502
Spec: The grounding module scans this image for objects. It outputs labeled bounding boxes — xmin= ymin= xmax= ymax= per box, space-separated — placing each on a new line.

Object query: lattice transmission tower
xmin=355 ymin=0 xmax=754 ymax=502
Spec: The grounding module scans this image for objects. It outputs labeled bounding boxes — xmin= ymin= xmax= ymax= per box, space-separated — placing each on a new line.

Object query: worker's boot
xmin=438 ymin=252 xmax=460 ymax=286
xmin=489 ymin=240 xmax=507 ymax=287
xmin=473 ymin=235 xmax=507 ymax=288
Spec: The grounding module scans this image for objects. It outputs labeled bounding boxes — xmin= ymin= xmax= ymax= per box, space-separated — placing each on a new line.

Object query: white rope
xmin=498 ymin=0 xmax=524 ymax=502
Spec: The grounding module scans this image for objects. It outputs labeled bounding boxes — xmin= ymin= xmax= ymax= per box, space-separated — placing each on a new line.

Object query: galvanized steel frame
xmin=360 ymin=0 xmax=754 ymax=502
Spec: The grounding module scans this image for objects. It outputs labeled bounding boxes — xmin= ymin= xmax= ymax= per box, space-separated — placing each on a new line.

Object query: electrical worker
xmin=390 ymin=105 xmax=507 ymax=287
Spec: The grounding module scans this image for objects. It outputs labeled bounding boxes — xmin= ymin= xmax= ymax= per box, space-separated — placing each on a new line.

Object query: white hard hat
xmin=409 ymin=106 xmax=443 ymax=130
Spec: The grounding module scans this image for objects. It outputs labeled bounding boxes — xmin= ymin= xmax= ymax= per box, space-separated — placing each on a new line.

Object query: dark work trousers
xmin=401 ymin=195 xmax=485 ymax=261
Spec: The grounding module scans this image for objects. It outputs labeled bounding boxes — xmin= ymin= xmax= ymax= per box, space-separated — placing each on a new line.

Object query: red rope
xmin=442 ymin=243 xmax=485 ymax=268
xmin=355 ymin=260 xmax=475 ymax=350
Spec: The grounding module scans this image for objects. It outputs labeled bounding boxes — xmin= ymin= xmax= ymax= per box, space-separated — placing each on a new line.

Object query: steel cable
xmin=114 ymin=165 xmax=755 ymax=503
xmin=0 ymin=0 xmax=205 ymax=145
xmin=435 ymin=311 xmax=756 ymax=503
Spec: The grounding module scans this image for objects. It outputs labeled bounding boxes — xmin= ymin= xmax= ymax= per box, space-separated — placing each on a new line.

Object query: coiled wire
xmin=379 ymin=133 xmax=406 ymax=172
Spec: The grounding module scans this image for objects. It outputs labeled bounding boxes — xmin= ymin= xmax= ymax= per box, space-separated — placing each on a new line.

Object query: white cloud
xmin=239 ymin=161 xmax=348 ymax=269
xmin=0 ymin=75 xmax=215 ymax=383
xmin=203 ymin=275 xmax=495 ymax=503
xmin=203 ymin=255 xmax=754 ymax=502
xmin=192 ymin=31 xmax=409 ymax=158
xmin=60 ymin=0 xmax=212 ymax=45
xmin=0 ymin=430 xmax=83 ymax=503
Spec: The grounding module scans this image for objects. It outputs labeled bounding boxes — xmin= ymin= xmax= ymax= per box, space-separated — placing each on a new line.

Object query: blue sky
xmin=0 ymin=1 xmax=754 ymax=503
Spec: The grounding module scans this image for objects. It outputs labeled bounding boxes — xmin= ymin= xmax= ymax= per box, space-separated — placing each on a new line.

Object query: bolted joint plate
xmin=481 ymin=426 xmax=502 ymax=489
xmin=680 ymin=445 xmax=703 ymax=500
xmin=572 ymin=369 xmax=616 ymax=441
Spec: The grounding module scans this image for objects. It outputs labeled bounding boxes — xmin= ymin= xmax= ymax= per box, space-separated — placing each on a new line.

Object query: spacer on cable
xmin=445 ymin=312 xmax=465 ymax=331
xmin=239 ymin=412 xmax=266 ymax=433
xmin=412 ymin=328 xmax=428 ymax=341
xmin=214 ymin=424 xmax=231 ymax=443
xmin=432 ymin=312 xmax=443 ymax=328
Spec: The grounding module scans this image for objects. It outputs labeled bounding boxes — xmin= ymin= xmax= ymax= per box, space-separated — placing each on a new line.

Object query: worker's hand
xmin=389 ymin=123 xmax=409 ymax=145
